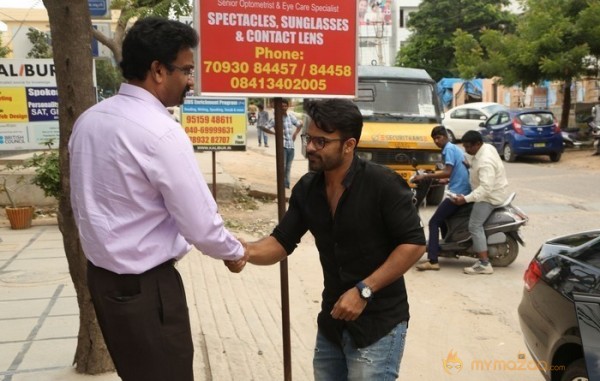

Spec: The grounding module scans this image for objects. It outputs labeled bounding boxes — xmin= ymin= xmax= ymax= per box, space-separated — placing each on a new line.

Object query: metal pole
xmin=211 ymin=151 xmax=217 ymax=199
xmin=389 ymin=0 xmax=398 ymax=66
xmin=273 ymin=97 xmax=292 ymax=381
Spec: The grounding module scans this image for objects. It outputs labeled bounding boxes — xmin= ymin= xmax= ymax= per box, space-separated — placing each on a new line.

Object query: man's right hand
xmin=224 ymin=258 xmax=246 ymax=273
xmin=453 ymin=194 xmax=467 ymax=205
xmin=224 ymin=238 xmax=249 ymax=273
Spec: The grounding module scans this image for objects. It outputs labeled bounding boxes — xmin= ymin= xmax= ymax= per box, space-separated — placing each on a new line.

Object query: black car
xmin=518 ymin=230 xmax=600 ymax=381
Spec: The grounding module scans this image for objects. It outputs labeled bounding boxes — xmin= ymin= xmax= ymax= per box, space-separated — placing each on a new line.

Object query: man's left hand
xmin=330 ymin=288 xmax=367 ymax=321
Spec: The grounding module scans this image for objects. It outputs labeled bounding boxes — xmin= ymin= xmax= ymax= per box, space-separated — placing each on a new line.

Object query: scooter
xmin=587 ymin=118 xmax=600 ymax=155
xmin=410 ymin=169 xmax=529 ymax=267
xmin=561 ymin=127 xmax=584 ymax=148
xmin=248 ymin=112 xmax=257 ymax=126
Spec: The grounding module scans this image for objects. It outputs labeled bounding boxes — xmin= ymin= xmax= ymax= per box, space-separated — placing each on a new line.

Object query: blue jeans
xmin=257 ymin=126 xmax=268 ymax=145
xmin=284 ymin=147 xmax=294 ymax=188
xmin=427 ymin=198 xmax=461 ymax=262
xmin=313 ymin=321 xmax=408 ymax=381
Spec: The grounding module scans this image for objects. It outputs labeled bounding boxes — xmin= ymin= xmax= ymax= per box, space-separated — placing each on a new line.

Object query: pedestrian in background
xmin=256 ymin=103 xmax=269 ymax=147
xmin=69 ymin=17 xmax=246 ymax=381
xmin=591 ymin=96 xmax=600 ymax=155
xmin=226 ymin=98 xmax=425 ymax=380
xmin=264 ymin=98 xmax=303 ymax=188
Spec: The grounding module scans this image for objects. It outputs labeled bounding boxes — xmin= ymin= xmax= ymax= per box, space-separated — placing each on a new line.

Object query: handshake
xmin=224 ymin=238 xmax=249 ymax=273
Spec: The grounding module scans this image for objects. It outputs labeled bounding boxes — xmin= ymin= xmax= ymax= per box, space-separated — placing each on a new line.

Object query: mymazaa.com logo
xmin=443 ymin=350 xmax=463 ymax=375
xmin=442 ymin=350 xmax=566 ymax=374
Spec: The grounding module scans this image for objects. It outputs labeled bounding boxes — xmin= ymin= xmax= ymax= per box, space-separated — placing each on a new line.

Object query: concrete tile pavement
xmin=0 ymin=223 xmax=320 ymax=381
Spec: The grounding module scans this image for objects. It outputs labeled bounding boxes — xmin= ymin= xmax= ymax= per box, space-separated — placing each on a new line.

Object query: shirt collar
xmin=342 ymin=155 xmax=361 ymax=188
xmin=118 ymin=83 xmax=172 ymax=117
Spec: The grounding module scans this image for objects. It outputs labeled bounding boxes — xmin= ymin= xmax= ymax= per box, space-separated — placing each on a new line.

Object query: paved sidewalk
xmin=0 ymin=138 xmax=317 ymax=381
xmin=0 ymin=224 xmax=320 ymax=381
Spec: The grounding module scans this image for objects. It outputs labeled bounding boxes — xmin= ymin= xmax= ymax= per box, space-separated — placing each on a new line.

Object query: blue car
xmin=479 ymin=109 xmax=563 ymax=162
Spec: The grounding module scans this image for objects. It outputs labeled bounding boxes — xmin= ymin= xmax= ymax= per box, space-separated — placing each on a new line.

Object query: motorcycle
xmin=410 ymin=168 xmax=529 ymax=267
xmin=248 ymin=112 xmax=257 ymax=126
xmin=586 ymin=118 xmax=600 ymax=155
xmin=561 ymin=127 xmax=584 ymax=148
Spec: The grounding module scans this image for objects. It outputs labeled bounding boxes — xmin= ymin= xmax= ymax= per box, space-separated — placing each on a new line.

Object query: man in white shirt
xmin=453 ymin=130 xmax=509 ymax=275
xmin=69 ymin=17 xmax=246 ymax=381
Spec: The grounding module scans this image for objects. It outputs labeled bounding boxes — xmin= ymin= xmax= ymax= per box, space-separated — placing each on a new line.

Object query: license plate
xmin=534 ymin=142 xmax=545 ymax=148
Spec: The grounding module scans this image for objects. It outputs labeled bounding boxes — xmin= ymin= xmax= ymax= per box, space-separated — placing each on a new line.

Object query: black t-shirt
xmin=271 ymin=156 xmax=425 ymax=347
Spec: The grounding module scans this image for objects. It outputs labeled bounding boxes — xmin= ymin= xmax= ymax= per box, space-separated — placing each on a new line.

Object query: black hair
xmin=305 ymin=99 xmax=363 ymax=143
xmin=462 ymin=130 xmax=483 ymax=145
xmin=120 ymin=17 xmax=199 ymax=81
xmin=431 ymin=125 xmax=448 ymax=138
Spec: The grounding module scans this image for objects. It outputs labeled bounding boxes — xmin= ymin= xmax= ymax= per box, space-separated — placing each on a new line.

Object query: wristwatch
xmin=355 ymin=281 xmax=373 ymax=302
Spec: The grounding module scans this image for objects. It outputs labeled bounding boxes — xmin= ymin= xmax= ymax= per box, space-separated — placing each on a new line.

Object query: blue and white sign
xmin=89 ymin=0 xmax=110 ymax=19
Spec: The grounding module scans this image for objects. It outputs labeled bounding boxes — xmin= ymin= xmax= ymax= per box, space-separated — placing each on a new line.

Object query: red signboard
xmin=198 ymin=0 xmax=357 ymax=98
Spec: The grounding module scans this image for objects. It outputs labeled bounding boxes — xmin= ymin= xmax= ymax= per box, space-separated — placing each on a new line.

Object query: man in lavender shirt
xmin=69 ymin=17 xmax=246 ymax=381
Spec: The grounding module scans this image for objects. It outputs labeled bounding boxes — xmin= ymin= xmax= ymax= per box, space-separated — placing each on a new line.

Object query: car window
xmin=487 ymin=114 xmax=500 ymax=126
xmin=517 ymin=112 xmax=554 ymax=126
xmin=451 ymin=108 xmax=468 ymax=119
xmin=469 ymin=109 xmax=486 ymax=120
xmin=499 ymin=113 xmax=510 ymax=124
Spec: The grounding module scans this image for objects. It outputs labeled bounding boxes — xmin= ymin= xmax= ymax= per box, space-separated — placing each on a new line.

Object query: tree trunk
xmin=561 ymin=78 xmax=572 ymax=130
xmin=42 ymin=0 xmax=114 ymax=374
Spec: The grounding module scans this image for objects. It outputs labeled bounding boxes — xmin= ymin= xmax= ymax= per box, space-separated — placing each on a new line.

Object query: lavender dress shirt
xmin=69 ymin=83 xmax=243 ymax=274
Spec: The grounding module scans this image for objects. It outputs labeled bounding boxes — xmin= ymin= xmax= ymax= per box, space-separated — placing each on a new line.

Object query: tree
xmin=42 ymin=0 xmax=114 ymax=374
xmin=0 ymin=33 xmax=11 ymax=57
xmin=453 ymin=0 xmax=600 ymax=129
xmin=95 ymin=59 xmax=123 ymax=97
xmin=92 ymin=0 xmax=191 ymax=64
xmin=26 ymin=27 xmax=53 ymax=58
xmin=396 ymin=0 xmax=516 ymax=81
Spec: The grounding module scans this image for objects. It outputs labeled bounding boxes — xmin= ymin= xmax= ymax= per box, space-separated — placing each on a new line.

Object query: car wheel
xmin=560 ymin=358 xmax=588 ymax=381
xmin=550 ymin=151 xmax=562 ymax=162
xmin=489 ymin=235 xmax=518 ymax=267
xmin=503 ymin=144 xmax=516 ymax=162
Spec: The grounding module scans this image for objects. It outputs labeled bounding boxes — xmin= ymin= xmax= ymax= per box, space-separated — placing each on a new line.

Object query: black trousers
xmin=87 ymin=260 xmax=194 ymax=381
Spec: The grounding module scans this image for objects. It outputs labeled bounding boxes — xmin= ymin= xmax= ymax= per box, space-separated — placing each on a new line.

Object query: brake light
xmin=513 ymin=118 xmax=524 ymax=135
xmin=524 ymin=260 xmax=542 ymax=291
xmin=553 ymin=117 xmax=561 ymax=133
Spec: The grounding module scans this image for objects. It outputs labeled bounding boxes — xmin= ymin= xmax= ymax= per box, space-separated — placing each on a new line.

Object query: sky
xmin=0 ymin=0 xmax=43 ymax=9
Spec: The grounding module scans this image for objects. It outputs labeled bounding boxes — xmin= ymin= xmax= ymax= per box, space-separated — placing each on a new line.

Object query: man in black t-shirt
xmin=225 ymin=99 xmax=425 ymax=380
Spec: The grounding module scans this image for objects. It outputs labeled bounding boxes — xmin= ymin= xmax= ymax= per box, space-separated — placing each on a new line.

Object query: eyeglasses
xmin=301 ymin=134 xmax=346 ymax=150
xmin=168 ymin=64 xmax=194 ymax=77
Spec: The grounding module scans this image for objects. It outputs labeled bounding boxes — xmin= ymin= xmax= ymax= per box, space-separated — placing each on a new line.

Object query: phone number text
xmin=189 ymin=136 xmax=230 ymax=144
xmin=204 ymin=61 xmax=352 ymax=77
xmin=184 ymin=126 xmax=234 ymax=134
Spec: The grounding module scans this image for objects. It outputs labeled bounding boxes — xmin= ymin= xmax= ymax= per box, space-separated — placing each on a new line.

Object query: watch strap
xmin=355 ymin=281 xmax=373 ymax=301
